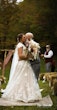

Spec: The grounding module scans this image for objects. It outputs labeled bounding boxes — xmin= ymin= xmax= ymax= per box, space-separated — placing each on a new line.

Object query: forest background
xmin=0 ymin=0 xmax=57 ymax=57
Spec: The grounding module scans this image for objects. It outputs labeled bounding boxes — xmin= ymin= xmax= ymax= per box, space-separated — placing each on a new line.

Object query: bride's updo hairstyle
xmin=17 ymin=33 xmax=24 ymax=42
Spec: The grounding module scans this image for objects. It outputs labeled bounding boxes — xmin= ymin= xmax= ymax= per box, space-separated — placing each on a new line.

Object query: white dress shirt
xmin=44 ymin=50 xmax=53 ymax=58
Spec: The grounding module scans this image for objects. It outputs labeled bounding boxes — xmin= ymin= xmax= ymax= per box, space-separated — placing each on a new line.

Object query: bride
xmin=2 ymin=33 xmax=42 ymax=102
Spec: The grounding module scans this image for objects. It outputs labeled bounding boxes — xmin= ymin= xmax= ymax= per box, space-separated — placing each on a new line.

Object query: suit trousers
xmin=30 ymin=57 xmax=40 ymax=80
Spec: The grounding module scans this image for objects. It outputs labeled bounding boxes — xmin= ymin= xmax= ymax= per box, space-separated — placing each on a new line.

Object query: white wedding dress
xmin=2 ymin=42 xmax=42 ymax=103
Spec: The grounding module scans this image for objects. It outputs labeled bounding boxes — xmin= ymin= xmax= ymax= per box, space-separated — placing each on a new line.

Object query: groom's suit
xmin=29 ymin=39 xmax=40 ymax=80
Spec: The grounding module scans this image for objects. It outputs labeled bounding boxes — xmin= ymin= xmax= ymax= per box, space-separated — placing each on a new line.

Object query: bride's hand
xmin=27 ymin=53 xmax=34 ymax=60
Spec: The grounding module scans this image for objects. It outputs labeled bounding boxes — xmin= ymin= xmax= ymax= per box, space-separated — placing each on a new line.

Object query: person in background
xmin=42 ymin=45 xmax=55 ymax=72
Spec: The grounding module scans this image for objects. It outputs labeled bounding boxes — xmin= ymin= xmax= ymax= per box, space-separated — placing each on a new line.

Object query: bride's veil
xmin=9 ymin=42 xmax=23 ymax=82
xmin=9 ymin=45 xmax=18 ymax=82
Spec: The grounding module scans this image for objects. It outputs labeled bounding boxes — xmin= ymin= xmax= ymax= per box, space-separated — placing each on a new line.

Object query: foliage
xmin=0 ymin=0 xmax=57 ymax=51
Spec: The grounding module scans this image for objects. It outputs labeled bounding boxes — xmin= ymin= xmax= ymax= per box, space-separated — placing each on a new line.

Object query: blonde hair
xmin=25 ymin=32 xmax=34 ymax=38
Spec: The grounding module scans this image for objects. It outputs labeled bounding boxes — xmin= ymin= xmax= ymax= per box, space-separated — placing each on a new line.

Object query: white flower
xmin=25 ymin=39 xmax=40 ymax=60
xmin=29 ymin=39 xmax=40 ymax=60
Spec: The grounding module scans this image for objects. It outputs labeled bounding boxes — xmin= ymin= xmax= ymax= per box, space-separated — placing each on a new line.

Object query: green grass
xmin=40 ymin=58 xmax=46 ymax=73
xmin=0 ymin=59 xmax=57 ymax=110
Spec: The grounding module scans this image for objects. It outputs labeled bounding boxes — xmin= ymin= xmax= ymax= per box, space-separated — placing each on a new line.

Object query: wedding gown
xmin=2 ymin=42 xmax=42 ymax=103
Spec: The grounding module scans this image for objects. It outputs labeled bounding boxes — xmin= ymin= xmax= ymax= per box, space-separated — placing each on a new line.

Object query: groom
xmin=25 ymin=32 xmax=41 ymax=80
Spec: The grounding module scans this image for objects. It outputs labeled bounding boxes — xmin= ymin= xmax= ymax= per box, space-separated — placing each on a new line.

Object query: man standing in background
xmin=43 ymin=45 xmax=54 ymax=72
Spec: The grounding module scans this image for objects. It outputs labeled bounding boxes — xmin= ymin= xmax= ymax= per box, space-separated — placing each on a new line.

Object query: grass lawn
xmin=0 ymin=58 xmax=57 ymax=110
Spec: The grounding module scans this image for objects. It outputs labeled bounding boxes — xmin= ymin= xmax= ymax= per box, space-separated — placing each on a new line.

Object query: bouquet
xmin=32 ymin=45 xmax=40 ymax=59
xmin=25 ymin=39 xmax=40 ymax=60
xmin=29 ymin=40 xmax=40 ymax=60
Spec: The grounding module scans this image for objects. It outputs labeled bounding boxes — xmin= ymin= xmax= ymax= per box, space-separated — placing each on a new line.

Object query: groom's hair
xmin=25 ymin=32 xmax=34 ymax=38
xmin=17 ymin=33 xmax=24 ymax=42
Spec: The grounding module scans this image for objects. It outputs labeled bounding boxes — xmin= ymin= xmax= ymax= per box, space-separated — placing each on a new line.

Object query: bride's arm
xmin=18 ymin=47 xmax=28 ymax=60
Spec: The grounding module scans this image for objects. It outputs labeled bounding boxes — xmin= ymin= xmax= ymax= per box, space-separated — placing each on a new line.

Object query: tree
xmin=0 ymin=0 xmax=57 ymax=51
